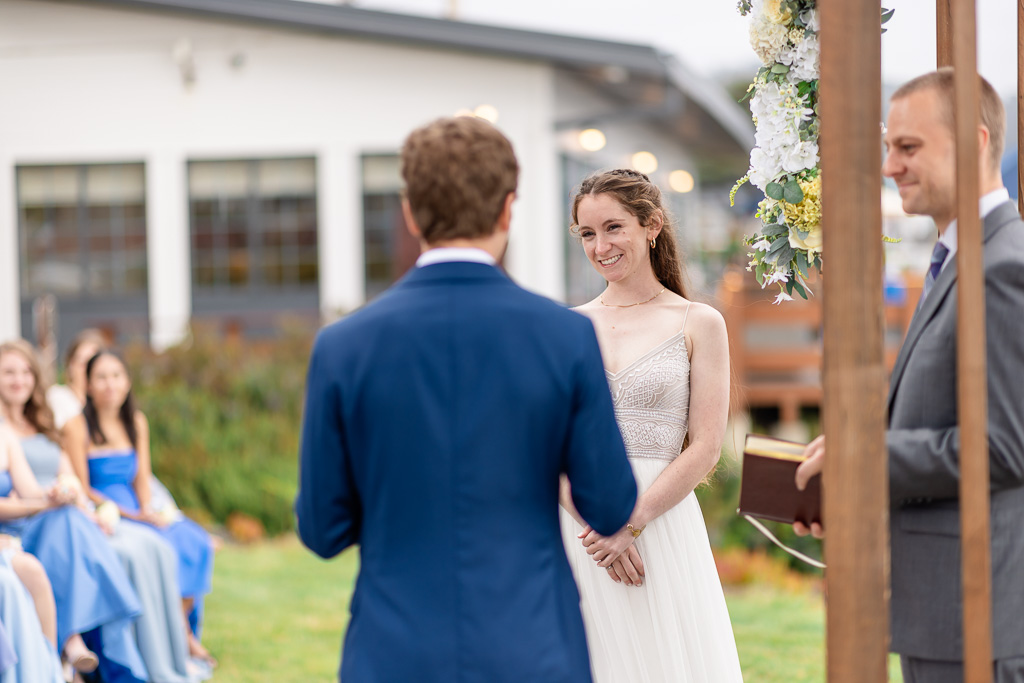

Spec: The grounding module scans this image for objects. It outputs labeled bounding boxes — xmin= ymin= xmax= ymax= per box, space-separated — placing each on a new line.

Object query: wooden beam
xmin=819 ymin=1 xmax=889 ymax=681
xmin=951 ymin=1 xmax=993 ymax=680
xmin=938 ymin=0 xmax=954 ymax=67
xmin=1018 ymin=0 xmax=1024 ymax=214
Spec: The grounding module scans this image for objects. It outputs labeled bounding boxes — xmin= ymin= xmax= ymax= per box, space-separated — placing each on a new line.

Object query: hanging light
xmin=669 ymin=170 xmax=695 ymax=193
xmin=473 ymin=104 xmax=499 ymax=123
xmin=578 ymin=128 xmax=607 ymax=152
xmin=631 ymin=151 xmax=658 ymax=174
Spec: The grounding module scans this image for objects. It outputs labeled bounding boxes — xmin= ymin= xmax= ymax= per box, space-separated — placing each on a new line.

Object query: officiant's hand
xmin=607 ymin=545 xmax=645 ymax=587
xmin=578 ymin=525 xmax=635 ymax=568
xmin=794 ymin=435 xmax=825 ymax=538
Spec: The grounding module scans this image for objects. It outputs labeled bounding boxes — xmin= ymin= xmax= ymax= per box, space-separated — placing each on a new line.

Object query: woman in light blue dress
xmin=46 ymin=329 xmax=204 ymax=681
xmin=65 ymin=350 xmax=217 ymax=668
xmin=0 ymin=341 xmax=148 ymax=683
xmin=0 ymin=556 xmax=64 ymax=683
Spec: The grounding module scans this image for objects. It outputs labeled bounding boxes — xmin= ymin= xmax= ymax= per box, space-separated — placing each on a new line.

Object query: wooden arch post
xmin=818 ymin=1 xmax=889 ymax=681
xmin=943 ymin=1 xmax=994 ymax=681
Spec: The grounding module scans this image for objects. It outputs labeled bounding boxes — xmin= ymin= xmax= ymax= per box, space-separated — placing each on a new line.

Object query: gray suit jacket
xmin=888 ymin=200 xmax=1024 ymax=660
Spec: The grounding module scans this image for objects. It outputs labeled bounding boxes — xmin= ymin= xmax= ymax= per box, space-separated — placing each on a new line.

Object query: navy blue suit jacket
xmin=295 ymin=261 xmax=637 ymax=682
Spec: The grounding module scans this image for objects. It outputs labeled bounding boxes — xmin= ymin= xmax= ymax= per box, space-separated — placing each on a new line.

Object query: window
xmin=362 ymin=155 xmax=419 ymax=299
xmin=188 ymin=158 xmax=318 ymax=292
xmin=18 ymin=163 xmax=147 ymax=298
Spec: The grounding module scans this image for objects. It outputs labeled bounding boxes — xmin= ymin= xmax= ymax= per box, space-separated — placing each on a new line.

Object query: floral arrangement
xmin=732 ymin=0 xmax=892 ymax=303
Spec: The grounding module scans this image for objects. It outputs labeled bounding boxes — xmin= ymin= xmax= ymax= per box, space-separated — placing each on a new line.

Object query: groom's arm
xmin=888 ymin=258 xmax=1024 ymax=502
xmin=563 ymin=323 xmax=637 ymax=537
xmin=295 ymin=329 xmax=362 ymax=559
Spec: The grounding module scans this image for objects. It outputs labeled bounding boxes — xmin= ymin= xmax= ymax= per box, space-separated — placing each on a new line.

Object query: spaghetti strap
xmin=679 ymin=301 xmax=693 ymax=335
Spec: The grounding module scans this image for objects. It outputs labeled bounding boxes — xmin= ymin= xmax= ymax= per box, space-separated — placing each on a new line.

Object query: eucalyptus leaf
xmin=791 ymin=279 xmax=808 ymax=300
xmin=796 ymin=250 xmax=810 ymax=277
xmin=755 ymin=262 xmax=765 ymax=286
xmin=772 ymin=245 xmax=795 ymax=266
xmin=766 ymin=182 xmax=784 ymax=200
xmin=763 ymin=223 xmax=788 ymax=238
xmin=881 ymin=8 xmax=894 ymax=24
xmin=795 ymin=227 xmax=809 ymax=239
xmin=767 ymin=235 xmax=789 ymax=256
xmin=770 ymin=63 xmax=790 ymax=74
xmin=783 ymin=179 xmax=804 ymax=204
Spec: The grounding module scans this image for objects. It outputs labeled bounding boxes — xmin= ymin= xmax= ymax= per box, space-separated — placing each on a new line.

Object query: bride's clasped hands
xmin=576 ymin=523 xmax=646 ymax=586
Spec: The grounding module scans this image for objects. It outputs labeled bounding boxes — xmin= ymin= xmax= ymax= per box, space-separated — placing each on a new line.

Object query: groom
xmin=796 ymin=69 xmax=1024 ymax=681
xmin=295 ymin=116 xmax=637 ymax=682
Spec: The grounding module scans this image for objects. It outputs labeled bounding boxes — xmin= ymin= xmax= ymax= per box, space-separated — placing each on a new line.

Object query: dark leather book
xmin=737 ymin=434 xmax=821 ymax=526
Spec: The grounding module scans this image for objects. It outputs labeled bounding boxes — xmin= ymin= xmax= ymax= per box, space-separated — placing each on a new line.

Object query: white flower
xmin=774 ymin=291 xmax=794 ymax=304
xmin=780 ymin=31 xmax=820 ymax=82
xmin=781 ymin=139 xmax=819 ymax=173
xmin=752 ymin=238 xmax=772 ymax=251
xmin=801 ymin=8 xmax=820 ymax=32
xmin=767 ymin=269 xmax=791 ymax=285
xmin=749 ymin=16 xmax=790 ymax=64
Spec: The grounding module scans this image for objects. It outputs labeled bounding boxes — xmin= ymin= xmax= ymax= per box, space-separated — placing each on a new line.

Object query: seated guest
xmin=0 ymin=341 xmax=147 ymax=683
xmin=65 ymin=350 xmax=217 ymax=669
xmin=10 ymin=340 xmax=201 ymax=683
xmin=0 ymin=425 xmax=65 ymax=683
xmin=47 ymin=329 xmax=180 ymax=515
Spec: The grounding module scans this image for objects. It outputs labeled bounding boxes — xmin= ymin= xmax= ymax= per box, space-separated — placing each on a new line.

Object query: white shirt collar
xmin=937 ymin=187 xmax=1010 ymax=270
xmin=415 ymin=247 xmax=497 ymax=268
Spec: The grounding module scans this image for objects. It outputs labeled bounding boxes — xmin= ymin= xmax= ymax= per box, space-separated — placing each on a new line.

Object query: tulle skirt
xmin=560 ymin=457 xmax=744 ymax=683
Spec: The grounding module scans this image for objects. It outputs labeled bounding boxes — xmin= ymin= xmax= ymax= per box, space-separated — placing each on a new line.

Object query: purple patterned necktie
xmin=921 ymin=241 xmax=950 ymax=303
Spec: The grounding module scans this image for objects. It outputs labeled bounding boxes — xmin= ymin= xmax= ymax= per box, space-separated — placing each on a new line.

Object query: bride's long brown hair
xmin=569 ymin=169 xmax=690 ymax=298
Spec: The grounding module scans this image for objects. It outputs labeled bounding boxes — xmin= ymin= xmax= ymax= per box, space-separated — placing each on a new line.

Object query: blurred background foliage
xmin=124 ymin=323 xmax=313 ymax=536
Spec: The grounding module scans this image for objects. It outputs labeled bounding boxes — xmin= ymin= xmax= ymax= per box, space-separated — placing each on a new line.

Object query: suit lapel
xmin=887 ymin=201 xmax=1020 ymax=412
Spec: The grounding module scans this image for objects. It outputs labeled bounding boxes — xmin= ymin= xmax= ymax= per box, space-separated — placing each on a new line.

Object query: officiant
xmin=795 ymin=68 xmax=1024 ymax=683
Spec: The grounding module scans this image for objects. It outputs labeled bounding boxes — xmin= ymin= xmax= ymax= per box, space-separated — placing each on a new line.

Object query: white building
xmin=0 ymin=0 xmax=751 ymax=351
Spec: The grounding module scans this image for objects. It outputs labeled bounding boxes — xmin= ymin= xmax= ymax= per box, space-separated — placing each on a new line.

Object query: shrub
xmin=125 ymin=323 xmax=313 ymax=536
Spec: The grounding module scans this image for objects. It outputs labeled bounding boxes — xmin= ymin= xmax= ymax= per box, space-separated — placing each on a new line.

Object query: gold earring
xmin=650 ymin=238 xmax=656 ymax=249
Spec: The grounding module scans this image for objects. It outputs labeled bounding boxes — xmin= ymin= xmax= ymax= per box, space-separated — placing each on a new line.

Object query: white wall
xmin=0 ymin=0 xmax=563 ymax=345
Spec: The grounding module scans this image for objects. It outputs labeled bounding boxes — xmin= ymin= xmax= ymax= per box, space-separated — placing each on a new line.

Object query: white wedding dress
xmin=560 ymin=320 xmax=744 ymax=682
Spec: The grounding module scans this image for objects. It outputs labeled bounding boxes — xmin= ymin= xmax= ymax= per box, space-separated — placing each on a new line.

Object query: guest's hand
xmin=45 ymin=484 xmax=77 ymax=507
xmin=139 ymin=507 xmax=169 ymax=528
xmin=606 ymin=545 xmax=645 ymax=587
xmin=578 ymin=525 xmax=635 ymax=568
xmin=794 ymin=435 xmax=825 ymax=539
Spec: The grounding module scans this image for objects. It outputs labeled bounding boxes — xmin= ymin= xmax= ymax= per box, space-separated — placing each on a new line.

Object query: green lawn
xmin=204 ymin=536 xmax=902 ymax=682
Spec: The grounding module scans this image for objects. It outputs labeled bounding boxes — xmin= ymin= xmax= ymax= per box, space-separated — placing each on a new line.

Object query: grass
xmin=204 ymin=536 xmax=903 ymax=682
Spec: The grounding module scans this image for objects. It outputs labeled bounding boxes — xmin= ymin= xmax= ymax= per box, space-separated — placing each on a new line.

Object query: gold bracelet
xmin=626 ymin=523 xmax=646 ymax=538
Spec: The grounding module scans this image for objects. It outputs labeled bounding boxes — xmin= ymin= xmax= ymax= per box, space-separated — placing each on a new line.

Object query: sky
xmin=337 ymin=0 xmax=1021 ymax=96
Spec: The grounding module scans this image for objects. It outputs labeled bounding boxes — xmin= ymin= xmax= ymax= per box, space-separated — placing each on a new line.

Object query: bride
xmin=559 ymin=168 xmax=744 ymax=682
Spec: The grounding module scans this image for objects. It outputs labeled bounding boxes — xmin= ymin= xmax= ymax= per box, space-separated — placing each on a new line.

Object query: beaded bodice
xmin=607 ymin=330 xmax=690 ymax=463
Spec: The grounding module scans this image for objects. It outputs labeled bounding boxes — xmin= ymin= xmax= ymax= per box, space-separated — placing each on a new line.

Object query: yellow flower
xmin=783 ymin=175 xmax=822 ymax=253
xmin=763 ymin=0 xmax=793 ymax=25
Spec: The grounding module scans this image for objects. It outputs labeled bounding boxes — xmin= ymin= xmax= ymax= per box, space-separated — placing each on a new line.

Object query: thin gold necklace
xmin=600 ymin=287 xmax=666 ymax=308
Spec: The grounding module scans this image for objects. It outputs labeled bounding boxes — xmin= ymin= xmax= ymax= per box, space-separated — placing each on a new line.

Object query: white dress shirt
xmin=415 ymin=247 xmax=497 ymax=268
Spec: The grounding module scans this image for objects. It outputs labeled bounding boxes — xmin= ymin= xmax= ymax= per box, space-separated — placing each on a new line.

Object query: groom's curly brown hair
xmin=401 ymin=116 xmax=519 ymax=244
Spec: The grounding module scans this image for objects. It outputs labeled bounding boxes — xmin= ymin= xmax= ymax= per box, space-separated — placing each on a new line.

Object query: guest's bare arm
xmin=63 ymin=416 xmax=108 ymax=506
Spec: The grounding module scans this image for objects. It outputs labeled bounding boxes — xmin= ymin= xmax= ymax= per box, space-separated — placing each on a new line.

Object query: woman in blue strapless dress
xmin=65 ymin=350 xmax=217 ymax=668
xmin=0 ymin=342 xmax=149 ymax=683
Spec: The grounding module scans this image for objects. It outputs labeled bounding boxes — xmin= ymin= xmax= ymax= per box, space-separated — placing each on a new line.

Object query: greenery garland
xmin=732 ymin=1 xmax=893 ymax=302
